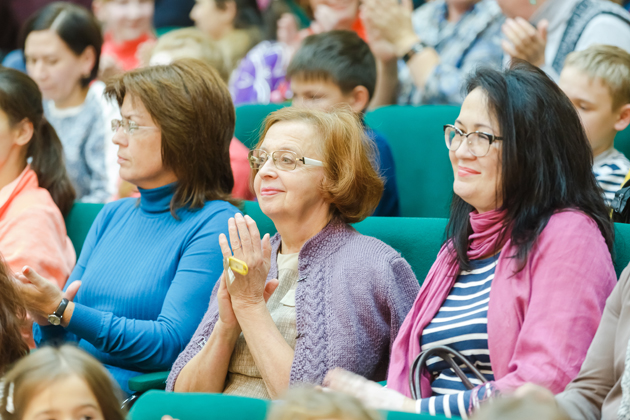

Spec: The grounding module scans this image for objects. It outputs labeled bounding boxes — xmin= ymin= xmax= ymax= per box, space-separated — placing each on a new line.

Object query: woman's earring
xmin=529 ymin=0 xmax=536 ymax=4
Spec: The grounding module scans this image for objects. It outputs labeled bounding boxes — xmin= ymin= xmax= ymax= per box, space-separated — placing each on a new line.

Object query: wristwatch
xmin=402 ymin=40 xmax=428 ymax=63
xmin=48 ymin=298 xmax=69 ymax=326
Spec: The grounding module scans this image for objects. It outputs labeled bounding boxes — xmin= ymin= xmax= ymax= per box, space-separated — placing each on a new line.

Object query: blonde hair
xmin=150 ymin=28 xmax=230 ymax=82
xmin=0 ymin=346 xmax=126 ymax=420
xmin=473 ymin=396 xmax=570 ymax=420
xmin=564 ymin=44 xmax=630 ymax=109
xmin=254 ymin=106 xmax=384 ymax=224
xmin=267 ymin=387 xmax=382 ymax=420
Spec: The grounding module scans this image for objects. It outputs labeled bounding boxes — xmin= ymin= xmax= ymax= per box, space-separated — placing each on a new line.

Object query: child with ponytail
xmin=0 ymin=67 xmax=77 ymax=346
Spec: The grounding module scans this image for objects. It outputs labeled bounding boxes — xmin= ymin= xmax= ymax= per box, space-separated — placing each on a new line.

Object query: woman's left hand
xmin=218 ymin=214 xmax=276 ymax=312
xmin=362 ymin=0 xmax=419 ymax=58
xmin=14 ymin=266 xmax=81 ymax=326
xmin=502 ymin=17 xmax=548 ymax=67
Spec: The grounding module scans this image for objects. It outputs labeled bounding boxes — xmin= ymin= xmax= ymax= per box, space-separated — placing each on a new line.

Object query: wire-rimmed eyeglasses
xmin=444 ymin=124 xmax=503 ymax=157
xmin=111 ymin=119 xmax=158 ymax=135
xmin=248 ymin=149 xmax=324 ymax=171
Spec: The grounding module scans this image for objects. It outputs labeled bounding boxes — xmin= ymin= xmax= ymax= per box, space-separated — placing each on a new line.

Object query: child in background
xmin=146 ymin=28 xmax=254 ymax=200
xmin=558 ymin=45 xmax=630 ymax=207
xmin=93 ymin=0 xmax=156 ymax=77
xmin=287 ymin=30 xmax=400 ymax=216
xmin=0 ymin=346 xmax=126 ymax=420
xmin=230 ymin=0 xmax=364 ymax=105
xmin=190 ymin=0 xmax=263 ymax=74
xmin=268 ymin=388 xmax=382 ymax=420
xmin=23 ymin=3 xmax=110 ymax=203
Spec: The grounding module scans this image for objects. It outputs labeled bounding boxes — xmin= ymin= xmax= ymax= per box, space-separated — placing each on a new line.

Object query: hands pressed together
xmin=361 ymin=0 xmax=418 ymax=61
xmin=501 ymin=17 xmax=548 ymax=67
xmin=216 ymin=213 xmax=279 ymax=332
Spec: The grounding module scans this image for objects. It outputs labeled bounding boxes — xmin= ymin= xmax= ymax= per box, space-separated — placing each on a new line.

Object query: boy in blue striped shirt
xmin=559 ymin=45 xmax=630 ymax=207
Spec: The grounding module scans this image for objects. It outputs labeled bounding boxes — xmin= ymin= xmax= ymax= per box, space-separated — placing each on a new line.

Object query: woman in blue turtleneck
xmin=16 ymin=59 xmax=240 ymax=395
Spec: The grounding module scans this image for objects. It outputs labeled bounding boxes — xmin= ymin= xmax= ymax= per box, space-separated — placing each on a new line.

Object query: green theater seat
xmin=64 ymin=202 xmax=105 ymax=257
xmin=365 ymin=105 xmax=460 ymax=219
xmin=234 ymin=103 xmax=288 ymax=149
xmin=615 ymin=125 xmax=630 ymax=161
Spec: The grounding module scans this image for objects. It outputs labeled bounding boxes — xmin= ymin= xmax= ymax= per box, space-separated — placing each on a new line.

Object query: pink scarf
xmin=386 ymin=208 xmax=508 ymax=397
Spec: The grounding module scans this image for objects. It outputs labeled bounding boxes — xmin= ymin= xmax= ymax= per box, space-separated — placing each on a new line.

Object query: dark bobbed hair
xmin=215 ymin=0 xmax=263 ymax=29
xmin=104 ymin=59 xmax=236 ymax=217
xmin=287 ymin=30 xmax=376 ymax=100
xmin=0 ymin=255 xmax=29 ymax=376
xmin=446 ymin=61 xmax=614 ymax=271
xmin=21 ymin=2 xmax=102 ymax=87
xmin=0 ymin=67 xmax=76 ymax=216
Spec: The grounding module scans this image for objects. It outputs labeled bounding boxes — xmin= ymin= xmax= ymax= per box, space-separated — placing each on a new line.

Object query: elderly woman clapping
xmin=167 ymin=107 xmax=420 ymax=399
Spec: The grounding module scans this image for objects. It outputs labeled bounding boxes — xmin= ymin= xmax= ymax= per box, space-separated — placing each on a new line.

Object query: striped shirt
xmin=593 ymin=148 xmax=630 ymax=207
xmin=417 ymin=253 xmax=499 ymax=419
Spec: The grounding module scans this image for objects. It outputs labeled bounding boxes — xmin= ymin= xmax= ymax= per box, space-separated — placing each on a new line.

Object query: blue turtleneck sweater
xmin=35 ymin=184 xmax=239 ymax=394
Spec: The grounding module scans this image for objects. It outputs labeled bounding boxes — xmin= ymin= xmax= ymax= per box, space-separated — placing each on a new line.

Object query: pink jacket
xmin=387 ymin=210 xmax=616 ymax=397
xmin=0 ymin=166 xmax=75 ymax=287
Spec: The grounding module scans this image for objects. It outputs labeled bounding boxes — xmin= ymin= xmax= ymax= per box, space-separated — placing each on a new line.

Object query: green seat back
xmin=614 ymin=222 xmax=630 ymax=277
xmin=365 ymin=105 xmax=460 ymax=218
xmin=234 ymin=104 xmax=288 ymax=149
xmin=129 ymin=390 xmax=269 ymax=420
xmin=384 ymin=410 xmax=453 ymax=420
xmin=242 ymin=201 xmax=446 ymax=283
xmin=615 ymin=126 xmax=630 ymax=161
xmin=64 ymin=202 xmax=104 ymax=257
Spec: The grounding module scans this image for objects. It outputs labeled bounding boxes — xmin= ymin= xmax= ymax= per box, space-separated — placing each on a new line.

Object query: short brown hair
xmin=267 ymin=387 xmax=382 ymax=420
xmin=0 ymin=346 xmax=126 ymax=420
xmin=0 ymin=256 xmax=29 ymax=375
xmin=150 ymin=28 xmax=230 ymax=82
xmin=105 ymin=59 xmax=235 ymax=216
xmin=254 ymin=106 xmax=383 ymax=223
xmin=564 ymin=44 xmax=630 ymax=109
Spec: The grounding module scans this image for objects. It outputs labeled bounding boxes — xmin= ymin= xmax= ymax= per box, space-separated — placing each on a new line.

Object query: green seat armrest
xmin=128 ymin=371 xmax=170 ymax=393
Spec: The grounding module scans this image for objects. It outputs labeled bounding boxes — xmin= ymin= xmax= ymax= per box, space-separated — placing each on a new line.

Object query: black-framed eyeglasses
xmin=444 ymin=124 xmax=503 ymax=157
xmin=111 ymin=118 xmax=158 ymax=136
xmin=248 ymin=149 xmax=324 ymax=171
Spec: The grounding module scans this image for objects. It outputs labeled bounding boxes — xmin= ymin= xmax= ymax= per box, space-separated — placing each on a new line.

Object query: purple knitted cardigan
xmin=166 ymin=220 xmax=420 ymax=392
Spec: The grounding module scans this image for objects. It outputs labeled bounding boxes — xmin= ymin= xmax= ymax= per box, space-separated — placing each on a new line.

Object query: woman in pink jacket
xmin=326 ymin=62 xmax=617 ymax=418
xmin=0 ymin=68 xmax=76 ymax=345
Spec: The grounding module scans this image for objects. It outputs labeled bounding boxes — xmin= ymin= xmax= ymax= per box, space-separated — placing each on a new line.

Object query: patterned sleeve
xmin=417 ymin=384 xmax=497 ymax=419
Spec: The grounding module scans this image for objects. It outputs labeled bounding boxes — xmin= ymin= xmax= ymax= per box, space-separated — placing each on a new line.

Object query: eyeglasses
xmin=111 ymin=119 xmax=158 ymax=135
xmin=444 ymin=124 xmax=503 ymax=157
xmin=248 ymin=149 xmax=324 ymax=171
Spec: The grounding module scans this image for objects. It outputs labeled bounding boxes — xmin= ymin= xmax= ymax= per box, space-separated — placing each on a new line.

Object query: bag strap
xmin=409 ymin=345 xmax=488 ymax=400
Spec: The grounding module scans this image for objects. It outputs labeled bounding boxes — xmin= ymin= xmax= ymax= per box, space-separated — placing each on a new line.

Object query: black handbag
xmin=408 ymin=345 xmax=488 ymax=400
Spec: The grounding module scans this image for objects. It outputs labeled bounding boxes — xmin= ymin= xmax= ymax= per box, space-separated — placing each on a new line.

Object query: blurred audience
xmin=0 ymin=255 xmax=29 ymax=376
xmin=287 ymin=30 xmax=400 ymax=216
xmin=191 ymin=0 xmax=263 ymax=74
xmin=154 ymin=0 xmax=196 ymax=29
xmin=23 ymin=2 xmax=109 ymax=203
xmin=229 ymin=0 xmax=363 ymax=105
xmin=93 ymin=0 xmax=156 ymax=77
xmin=325 ymin=62 xmax=616 ymax=418
xmin=362 ymin=0 xmax=504 ymax=106
xmin=498 ymin=0 xmax=630 ymax=81
xmin=147 ymin=28 xmax=254 ymax=200
xmin=559 ymin=45 xmax=630 ymax=207
xmin=167 ymin=107 xmax=419 ymax=398
xmin=14 ymin=59 xmax=239 ymax=395
xmin=0 ymin=346 xmax=126 ymax=420
xmin=268 ymin=387 xmax=382 ymax=420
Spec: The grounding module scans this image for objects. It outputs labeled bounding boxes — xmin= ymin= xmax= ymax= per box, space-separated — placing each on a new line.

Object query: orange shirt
xmin=0 ymin=166 xmax=76 ymax=288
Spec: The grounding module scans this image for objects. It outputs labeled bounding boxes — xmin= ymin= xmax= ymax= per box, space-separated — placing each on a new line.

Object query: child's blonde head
xmin=564 ymin=44 xmax=630 ymax=110
xmin=0 ymin=346 xmax=125 ymax=420
xmin=268 ymin=387 xmax=382 ymax=420
xmin=150 ymin=28 xmax=230 ymax=82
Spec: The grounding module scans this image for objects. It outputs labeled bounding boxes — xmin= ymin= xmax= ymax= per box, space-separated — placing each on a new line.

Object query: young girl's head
xmin=22 ymin=2 xmax=102 ymax=107
xmin=0 ymin=346 xmax=125 ymax=420
xmin=0 ymin=67 xmax=76 ymax=216
xmin=93 ymin=0 xmax=154 ymax=43
xmin=0 ymin=255 xmax=28 ymax=376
